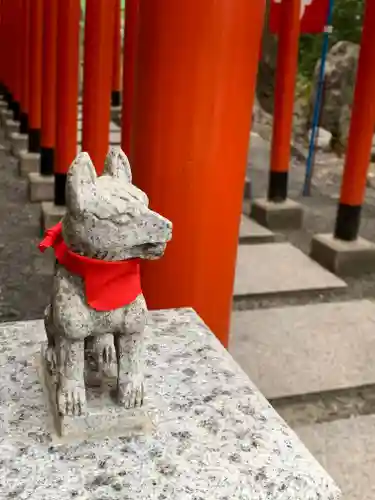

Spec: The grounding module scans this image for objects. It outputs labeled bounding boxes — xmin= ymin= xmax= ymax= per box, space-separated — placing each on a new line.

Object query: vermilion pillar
xmin=131 ymin=0 xmax=265 ymax=346
xmin=111 ymin=0 xmax=122 ymax=107
xmin=268 ymin=0 xmax=300 ymax=201
xmin=82 ymin=0 xmax=116 ymax=173
xmin=54 ymin=0 xmax=80 ymax=205
xmin=2 ymin=1 xmax=12 ymax=107
xmin=20 ymin=0 xmax=31 ymax=134
xmin=0 ymin=0 xmax=3 ymax=91
xmin=40 ymin=0 xmax=58 ymax=176
xmin=28 ymin=0 xmax=43 ymax=153
xmin=0 ymin=1 xmax=3 ymax=91
xmin=121 ymin=0 xmax=140 ymax=157
xmin=334 ymin=0 xmax=375 ymax=241
xmin=11 ymin=0 xmax=22 ymax=121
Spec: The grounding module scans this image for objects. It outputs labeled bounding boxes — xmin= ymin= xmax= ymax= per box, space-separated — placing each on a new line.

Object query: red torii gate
xmin=0 ymin=0 xmax=374 ymax=347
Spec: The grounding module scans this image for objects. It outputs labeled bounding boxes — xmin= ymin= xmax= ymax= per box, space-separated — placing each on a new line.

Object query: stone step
xmin=229 ymin=300 xmax=375 ymax=400
xmin=239 ymin=215 xmax=277 ymax=244
xmin=234 ymin=242 xmax=346 ymax=300
xmin=297 ymin=415 xmax=375 ymax=500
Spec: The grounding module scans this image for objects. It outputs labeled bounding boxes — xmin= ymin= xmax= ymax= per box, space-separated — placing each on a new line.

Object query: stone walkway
xmin=297 ymin=416 xmax=375 ymax=500
xmin=229 ymin=132 xmax=375 ymax=499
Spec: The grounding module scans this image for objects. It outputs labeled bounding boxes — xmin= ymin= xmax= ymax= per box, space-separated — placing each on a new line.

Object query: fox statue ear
xmin=66 ymin=152 xmax=97 ymax=215
xmin=103 ymin=147 xmax=132 ymax=182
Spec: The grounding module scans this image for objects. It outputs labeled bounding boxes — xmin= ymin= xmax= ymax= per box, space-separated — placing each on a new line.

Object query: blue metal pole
xmin=302 ymin=0 xmax=334 ymax=196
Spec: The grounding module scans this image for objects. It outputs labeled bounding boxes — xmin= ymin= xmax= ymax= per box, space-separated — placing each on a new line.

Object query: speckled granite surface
xmin=0 ymin=308 xmax=340 ymax=499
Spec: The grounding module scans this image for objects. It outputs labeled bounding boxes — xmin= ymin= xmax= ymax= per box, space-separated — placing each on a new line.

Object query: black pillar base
xmin=4 ymin=90 xmax=12 ymax=107
xmin=8 ymin=95 xmax=16 ymax=114
xmin=20 ymin=112 xmax=29 ymax=135
xmin=54 ymin=173 xmax=66 ymax=206
xmin=267 ymin=171 xmax=288 ymax=203
xmin=40 ymin=147 xmax=54 ymax=176
xmin=334 ymin=203 xmax=361 ymax=242
xmin=111 ymin=90 xmax=121 ymax=107
xmin=11 ymin=101 xmax=21 ymax=122
xmin=28 ymin=128 xmax=41 ymax=153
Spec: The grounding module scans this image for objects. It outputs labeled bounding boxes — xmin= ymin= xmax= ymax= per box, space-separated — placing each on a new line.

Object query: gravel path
xmin=0 ymin=146 xmax=52 ymax=323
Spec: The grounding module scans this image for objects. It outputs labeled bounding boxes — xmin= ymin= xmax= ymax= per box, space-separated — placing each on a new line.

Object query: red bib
xmin=39 ymin=222 xmax=142 ymax=311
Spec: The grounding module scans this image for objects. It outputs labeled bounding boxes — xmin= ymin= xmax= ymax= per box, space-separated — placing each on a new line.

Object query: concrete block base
xmin=10 ymin=132 xmax=28 ymax=157
xmin=0 ymin=144 xmax=7 ymax=160
xmin=110 ymin=105 xmax=122 ymax=122
xmin=41 ymin=201 xmax=66 ymax=231
xmin=0 ymin=108 xmax=12 ymax=127
xmin=310 ymin=233 xmax=375 ymax=276
xmin=5 ymin=119 xmax=20 ymax=140
xmin=18 ymin=151 xmax=40 ymax=177
xmin=28 ymin=173 xmax=54 ymax=202
xmin=251 ymin=198 xmax=304 ymax=230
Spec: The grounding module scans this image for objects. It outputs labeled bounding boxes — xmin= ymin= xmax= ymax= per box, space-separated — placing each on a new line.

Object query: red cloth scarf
xmin=39 ymin=222 xmax=142 ymax=311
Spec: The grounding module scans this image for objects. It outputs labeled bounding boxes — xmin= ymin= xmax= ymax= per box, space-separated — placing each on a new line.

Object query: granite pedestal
xmin=310 ymin=233 xmax=375 ymax=276
xmin=0 ymin=309 xmax=340 ymax=499
xmin=41 ymin=201 xmax=66 ymax=230
xmin=18 ymin=151 xmax=40 ymax=177
xmin=251 ymin=198 xmax=304 ymax=230
xmin=28 ymin=173 xmax=54 ymax=202
xmin=10 ymin=131 xmax=28 ymax=156
xmin=4 ymin=118 xmax=20 ymax=139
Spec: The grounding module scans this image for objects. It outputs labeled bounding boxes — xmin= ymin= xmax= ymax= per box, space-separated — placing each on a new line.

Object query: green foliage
xmin=298 ymin=0 xmax=365 ymax=79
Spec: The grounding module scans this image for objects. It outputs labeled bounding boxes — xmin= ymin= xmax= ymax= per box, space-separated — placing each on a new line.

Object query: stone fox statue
xmin=39 ymin=148 xmax=172 ymax=417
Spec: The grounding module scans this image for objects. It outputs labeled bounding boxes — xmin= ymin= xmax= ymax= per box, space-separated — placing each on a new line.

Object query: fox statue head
xmin=61 ymin=148 xmax=172 ymax=261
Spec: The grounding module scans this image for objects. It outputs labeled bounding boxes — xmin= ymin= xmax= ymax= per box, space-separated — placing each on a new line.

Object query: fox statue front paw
xmin=57 ymin=378 xmax=87 ymax=416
